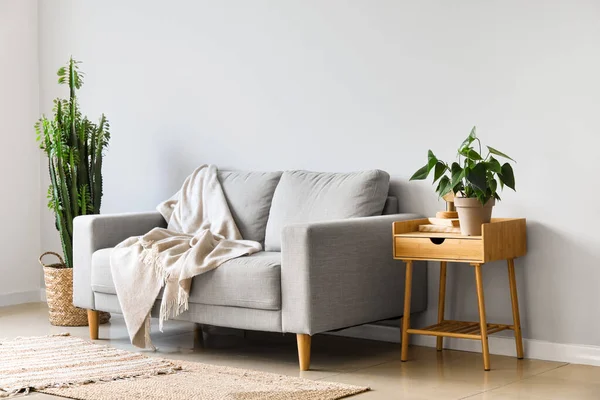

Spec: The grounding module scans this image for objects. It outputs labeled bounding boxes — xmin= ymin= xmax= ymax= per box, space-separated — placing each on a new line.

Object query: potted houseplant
xmin=35 ymin=58 xmax=111 ymax=326
xmin=410 ymin=126 xmax=516 ymax=236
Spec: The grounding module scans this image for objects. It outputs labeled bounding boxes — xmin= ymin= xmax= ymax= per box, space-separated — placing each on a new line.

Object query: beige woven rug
xmin=0 ymin=333 xmax=180 ymax=397
xmin=0 ymin=334 xmax=368 ymax=399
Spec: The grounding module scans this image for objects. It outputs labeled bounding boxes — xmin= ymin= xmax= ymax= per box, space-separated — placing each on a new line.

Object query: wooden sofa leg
xmin=88 ymin=310 xmax=99 ymax=340
xmin=297 ymin=334 xmax=311 ymax=371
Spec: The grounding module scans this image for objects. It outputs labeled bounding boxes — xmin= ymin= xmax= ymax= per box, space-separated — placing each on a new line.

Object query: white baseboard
xmin=334 ymin=323 xmax=600 ymax=367
xmin=412 ymin=334 xmax=600 ymax=367
xmin=0 ymin=289 xmax=44 ymax=307
xmin=40 ymin=289 xmax=47 ymax=302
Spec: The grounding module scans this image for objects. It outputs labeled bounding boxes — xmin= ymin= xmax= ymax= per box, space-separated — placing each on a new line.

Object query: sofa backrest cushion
xmin=264 ymin=170 xmax=390 ymax=251
xmin=382 ymin=196 xmax=398 ymax=215
xmin=218 ymin=170 xmax=283 ymax=244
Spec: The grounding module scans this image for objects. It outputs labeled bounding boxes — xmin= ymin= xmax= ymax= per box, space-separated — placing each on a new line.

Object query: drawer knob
xmin=430 ymin=238 xmax=446 ymax=245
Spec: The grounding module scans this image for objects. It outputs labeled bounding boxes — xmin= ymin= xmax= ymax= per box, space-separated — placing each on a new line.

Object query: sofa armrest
xmin=281 ymin=213 xmax=427 ymax=335
xmin=73 ymin=211 xmax=167 ymax=309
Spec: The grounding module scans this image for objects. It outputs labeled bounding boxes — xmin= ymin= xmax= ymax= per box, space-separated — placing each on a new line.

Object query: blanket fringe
xmin=158 ymin=295 xmax=189 ymax=332
xmin=177 ymin=290 xmax=190 ymax=315
xmin=139 ymin=242 xmax=192 ymax=335
xmin=139 ymin=243 xmax=168 ymax=347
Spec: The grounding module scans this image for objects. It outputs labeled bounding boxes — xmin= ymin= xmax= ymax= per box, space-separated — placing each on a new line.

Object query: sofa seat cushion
xmin=264 ymin=169 xmax=390 ymax=251
xmin=91 ymin=249 xmax=282 ymax=311
xmin=218 ymin=170 xmax=282 ymax=244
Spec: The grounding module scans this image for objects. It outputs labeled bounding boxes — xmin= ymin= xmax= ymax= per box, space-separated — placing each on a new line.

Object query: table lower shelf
xmin=407 ymin=320 xmax=513 ymax=340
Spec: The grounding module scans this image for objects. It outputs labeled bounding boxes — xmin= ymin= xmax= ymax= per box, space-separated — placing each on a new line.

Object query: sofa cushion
xmin=91 ymin=249 xmax=282 ymax=311
xmin=218 ymin=170 xmax=282 ymax=244
xmin=187 ymin=251 xmax=281 ymax=310
xmin=91 ymin=248 xmax=115 ymax=295
xmin=264 ymin=170 xmax=390 ymax=251
xmin=382 ymin=196 xmax=399 ymax=215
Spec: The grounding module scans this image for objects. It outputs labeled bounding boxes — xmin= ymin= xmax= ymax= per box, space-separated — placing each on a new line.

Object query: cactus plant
xmin=35 ymin=58 xmax=110 ymax=268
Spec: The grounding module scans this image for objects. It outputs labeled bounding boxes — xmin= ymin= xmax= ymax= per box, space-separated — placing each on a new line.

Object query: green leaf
xmin=436 ymin=175 xmax=452 ymax=197
xmin=466 ymin=162 xmax=487 ymax=192
xmin=487 ymin=146 xmax=515 ymax=162
xmin=450 ymin=162 xmax=465 ymax=188
xmin=475 ymin=191 xmax=488 ymax=205
xmin=427 ymin=156 xmax=437 ymax=171
xmin=459 ymin=126 xmax=477 ymax=150
xmin=428 ymin=149 xmax=437 ymax=162
xmin=410 ymin=150 xmax=437 ymax=180
xmin=499 ymin=163 xmax=516 ymax=190
xmin=488 ymin=178 xmax=498 ymax=194
xmin=410 ymin=164 xmax=430 ymax=180
xmin=485 ymin=156 xmax=502 ymax=173
xmin=426 ymin=152 xmax=438 ymax=174
xmin=459 ymin=147 xmax=483 ymax=161
xmin=433 ymin=161 xmax=447 ymax=183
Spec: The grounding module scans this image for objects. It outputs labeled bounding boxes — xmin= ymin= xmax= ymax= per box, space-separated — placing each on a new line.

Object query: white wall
xmin=38 ymin=0 xmax=600 ymax=352
xmin=0 ymin=0 xmax=41 ymax=305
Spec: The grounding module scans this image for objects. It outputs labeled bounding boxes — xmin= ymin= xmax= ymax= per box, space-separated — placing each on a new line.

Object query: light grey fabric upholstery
xmin=91 ymin=249 xmax=113 ymax=294
xmin=93 ymin=249 xmax=282 ymax=310
xmin=382 ymin=196 xmax=398 ymax=215
xmin=73 ymin=212 xmax=167 ymax=310
xmin=93 ymin=292 xmax=129 ymax=314
xmin=188 ymin=251 xmax=281 ymax=310
xmin=94 ymin=292 xmax=282 ymax=333
xmin=264 ymin=170 xmax=390 ymax=251
xmin=280 ymin=213 xmax=427 ymax=335
xmin=74 ymin=169 xmax=428 ymax=341
xmin=172 ymin=303 xmax=282 ymax=332
xmin=218 ymin=171 xmax=282 ymax=244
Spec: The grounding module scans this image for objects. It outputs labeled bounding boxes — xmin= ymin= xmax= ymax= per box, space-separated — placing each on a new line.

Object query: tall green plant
xmin=35 ymin=58 xmax=110 ymax=268
xmin=410 ymin=126 xmax=515 ymax=205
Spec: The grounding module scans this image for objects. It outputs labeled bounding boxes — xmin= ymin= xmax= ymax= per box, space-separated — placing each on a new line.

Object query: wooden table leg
xmin=436 ymin=261 xmax=447 ymax=351
xmin=507 ymin=258 xmax=524 ymax=359
xmin=401 ymin=260 xmax=413 ymax=362
xmin=474 ymin=263 xmax=490 ymax=371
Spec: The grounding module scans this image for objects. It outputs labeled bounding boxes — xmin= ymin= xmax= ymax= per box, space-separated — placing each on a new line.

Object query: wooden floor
xmin=2 ymin=302 xmax=599 ymax=399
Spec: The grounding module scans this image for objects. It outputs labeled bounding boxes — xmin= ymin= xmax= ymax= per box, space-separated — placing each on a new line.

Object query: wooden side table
xmin=392 ymin=218 xmax=527 ymax=371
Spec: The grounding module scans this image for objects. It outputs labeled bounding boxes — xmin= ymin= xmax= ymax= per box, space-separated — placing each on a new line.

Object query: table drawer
xmin=394 ymin=237 xmax=483 ymax=262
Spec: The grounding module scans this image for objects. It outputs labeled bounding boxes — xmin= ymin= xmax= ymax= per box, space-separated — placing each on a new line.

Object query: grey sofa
xmin=73 ymin=169 xmax=427 ymax=370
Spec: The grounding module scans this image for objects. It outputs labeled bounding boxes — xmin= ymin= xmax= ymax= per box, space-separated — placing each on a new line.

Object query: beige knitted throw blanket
xmin=110 ymin=165 xmax=261 ymax=348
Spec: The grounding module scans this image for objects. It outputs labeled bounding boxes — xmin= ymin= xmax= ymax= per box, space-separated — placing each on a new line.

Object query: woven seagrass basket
xmin=40 ymin=252 xmax=110 ymax=327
